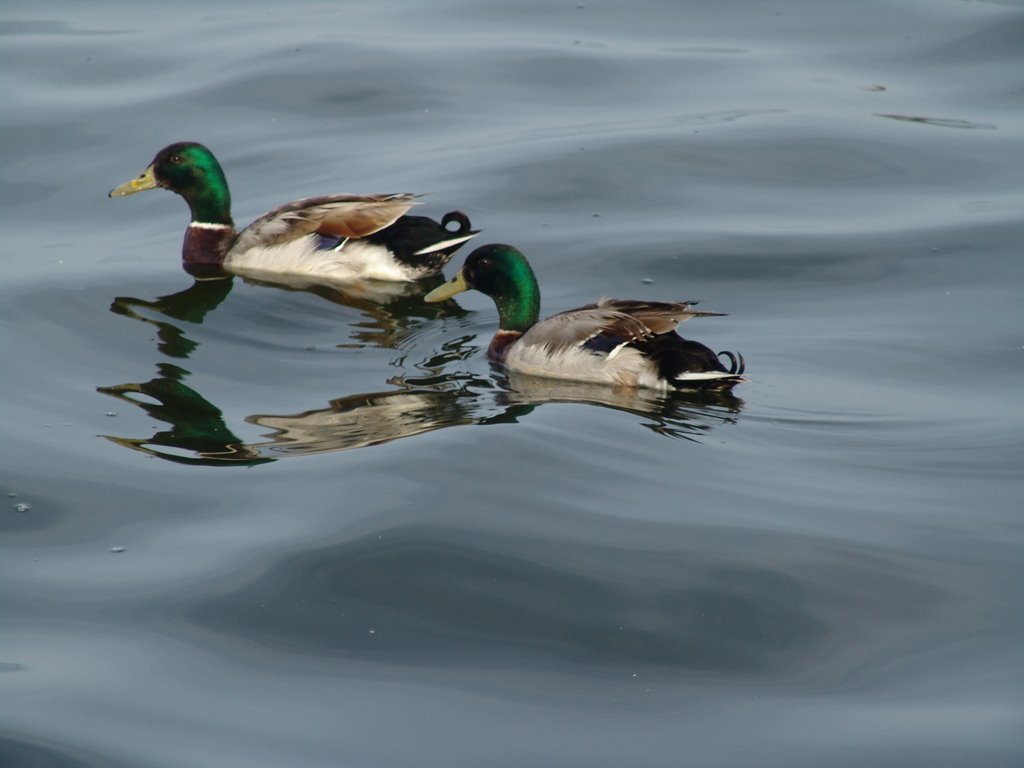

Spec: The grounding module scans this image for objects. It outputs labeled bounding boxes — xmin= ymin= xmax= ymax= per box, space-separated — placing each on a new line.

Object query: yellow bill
xmin=424 ymin=270 xmax=469 ymax=302
xmin=109 ymin=164 xmax=158 ymax=197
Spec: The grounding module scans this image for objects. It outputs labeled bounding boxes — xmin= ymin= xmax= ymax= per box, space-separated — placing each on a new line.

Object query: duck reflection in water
xmin=250 ymin=369 xmax=745 ymax=456
xmin=111 ymin=267 xmax=467 ymax=355
xmin=99 ymin=365 xmax=495 ymax=465
xmin=99 ymin=362 xmax=272 ymax=466
xmin=109 ymin=274 xmax=235 ymax=358
xmin=101 ymin=272 xmax=475 ymax=464
xmin=99 ymin=364 xmax=743 ymax=465
xmin=495 ymin=371 xmax=743 ymax=442
xmin=100 ymin=275 xmax=743 ymax=465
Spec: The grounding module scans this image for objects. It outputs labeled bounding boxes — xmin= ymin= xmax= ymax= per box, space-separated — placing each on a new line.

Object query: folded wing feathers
xmin=593 ymin=297 xmax=727 ymax=332
xmin=233 ymin=193 xmax=419 ymax=252
xmin=536 ymin=298 xmax=728 ymax=355
xmin=531 ymin=309 xmax=655 ymax=358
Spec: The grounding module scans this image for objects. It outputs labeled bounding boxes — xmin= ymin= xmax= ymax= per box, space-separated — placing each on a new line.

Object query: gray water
xmin=2 ymin=1 xmax=1023 ymax=766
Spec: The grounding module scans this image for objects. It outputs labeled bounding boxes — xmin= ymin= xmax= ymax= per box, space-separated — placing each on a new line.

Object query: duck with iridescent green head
xmin=425 ymin=244 xmax=745 ymax=389
xmin=110 ymin=142 xmax=478 ymax=282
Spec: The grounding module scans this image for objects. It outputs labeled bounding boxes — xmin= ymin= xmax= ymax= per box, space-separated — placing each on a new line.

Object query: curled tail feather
xmin=440 ymin=211 xmax=474 ymax=235
xmin=717 ymin=350 xmax=745 ymax=375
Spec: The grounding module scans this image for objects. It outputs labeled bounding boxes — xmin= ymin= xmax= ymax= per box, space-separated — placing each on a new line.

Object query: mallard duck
xmin=425 ymin=244 xmax=745 ymax=389
xmin=109 ymin=142 xmax=479 ymax=281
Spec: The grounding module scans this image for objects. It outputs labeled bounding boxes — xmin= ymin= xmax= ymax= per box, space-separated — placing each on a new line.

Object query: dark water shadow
xmin=181 ymin=523 xmax=947 ymax=689
xmin=874 ymin=113 xmax=998 ymax=130
xmin=0 ymin=733 xmax=132 ymax=768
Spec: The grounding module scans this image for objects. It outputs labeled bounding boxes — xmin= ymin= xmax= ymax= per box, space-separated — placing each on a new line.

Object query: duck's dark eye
xmin=169 ymin=154 xmax=183 ymax=164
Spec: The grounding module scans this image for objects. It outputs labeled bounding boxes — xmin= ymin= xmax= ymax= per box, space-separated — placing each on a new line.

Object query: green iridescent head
xmin=110 ymin=141 xmax=233 ymax=226
xmin=425 ymin=244 xmax=541 ymax=332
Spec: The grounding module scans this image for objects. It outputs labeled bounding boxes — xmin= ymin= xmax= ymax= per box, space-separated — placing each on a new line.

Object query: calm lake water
xmin=2 ymin=1 xmax=1023 ymax=766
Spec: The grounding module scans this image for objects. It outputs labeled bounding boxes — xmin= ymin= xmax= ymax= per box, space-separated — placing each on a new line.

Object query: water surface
xmin=1 ymin=1 xmax=1023 ymax=766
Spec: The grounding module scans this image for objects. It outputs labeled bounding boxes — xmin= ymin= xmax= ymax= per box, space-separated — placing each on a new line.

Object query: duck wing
xmin=530 ymin=299 xmax=726 ymax=353
xmin=230 ymin=193 xmax=418 ymax=254
xmin=590 ymin=298 xmax=726 ymax=333
xmin=527 ymin=307 xmax=652 ymax=354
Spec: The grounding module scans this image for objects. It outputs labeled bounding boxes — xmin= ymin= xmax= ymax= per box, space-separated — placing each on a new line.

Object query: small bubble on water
xmin=105 ymin=411 xmax=119 ymax=417
xmin=13 ymin=503 xmax=31 ymax=513
xmin=642 ymin=278 xmax=654 ymax=285
xmin=110 ymin=546 xmax=125 ymax=553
